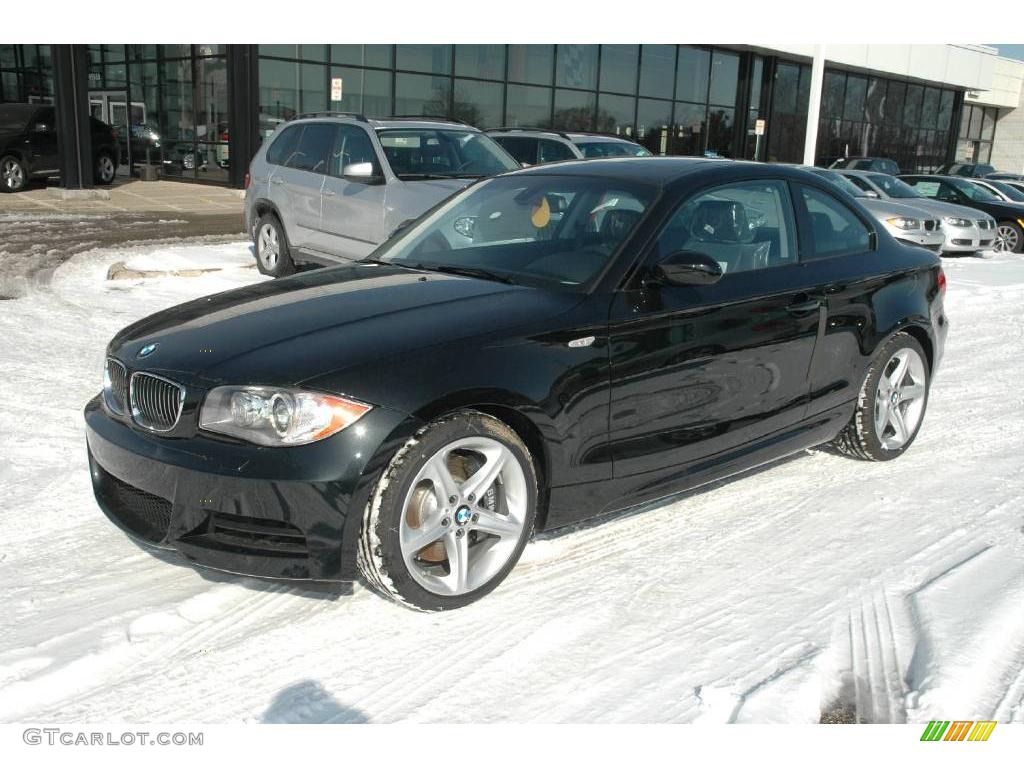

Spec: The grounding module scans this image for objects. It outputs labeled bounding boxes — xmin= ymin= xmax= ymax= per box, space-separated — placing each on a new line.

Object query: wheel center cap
xmin=891 ymin=391 xmax=900 ymax=406
xmin=454 ymin=506 xmax=472 ymax=526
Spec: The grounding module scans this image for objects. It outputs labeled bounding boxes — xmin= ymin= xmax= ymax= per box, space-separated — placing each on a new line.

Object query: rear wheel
xmin=359 ymin=411 xmax=538 ymax=611
xmin=995 ymin=221 xmax=1023 ymax=253
xmin=1 ymin=155 xmax=27 ymax=192
xmin=254 ymin=214 xmax=295 ymax=278
xmin=833 ymin=332 xmax=929 ymax=461
xmin=94 ymin=152 xmax=116 ymax=185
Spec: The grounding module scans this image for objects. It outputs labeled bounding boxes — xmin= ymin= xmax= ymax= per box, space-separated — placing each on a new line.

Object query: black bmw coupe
xmin=86 ymin=158 xmax=948 ymax=610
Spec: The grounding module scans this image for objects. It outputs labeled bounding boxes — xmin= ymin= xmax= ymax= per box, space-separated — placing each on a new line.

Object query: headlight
xmin=943 ymin=216 xmax=971 ymax=228
xmin=199 ymin=386 xmax=371 ymax=446
xmin=886 ymin=217 xmax=920 ymax=230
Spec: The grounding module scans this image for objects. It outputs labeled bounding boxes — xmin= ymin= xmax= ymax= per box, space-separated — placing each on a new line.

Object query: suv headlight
xmin=887 ymin=217 xmax=920 ymax=230
xmin=943 ymin=216 xmax=971 ymax=228
xmin=199 ymin=386 xmax=371 ymax=446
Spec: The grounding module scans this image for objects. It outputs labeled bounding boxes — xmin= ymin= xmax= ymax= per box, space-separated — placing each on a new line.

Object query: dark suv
xmin=0 ymin=103 xmax=120 ymax=192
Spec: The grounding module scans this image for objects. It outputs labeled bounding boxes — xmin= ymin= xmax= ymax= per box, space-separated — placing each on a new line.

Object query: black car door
xmin=28 ymin=107 xmax=59 ymax=175
xmin=606 ymin=178 xmax=821 ymax=478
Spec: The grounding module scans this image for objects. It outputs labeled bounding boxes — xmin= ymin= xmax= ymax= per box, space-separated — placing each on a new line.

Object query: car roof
xmin=284 ymin=113 xmax=482 ymax=132
xmin=507 ymin=156 xmax=828 ymax=189
xmin=486 ymin=127 xmax=640 ymax=144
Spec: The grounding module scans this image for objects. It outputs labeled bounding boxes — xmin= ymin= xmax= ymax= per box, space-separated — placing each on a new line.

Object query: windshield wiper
xmin=411 ymin=263 xmax=516 ymax=285
xmin=396 ymin=173 xmax=463 ymax=181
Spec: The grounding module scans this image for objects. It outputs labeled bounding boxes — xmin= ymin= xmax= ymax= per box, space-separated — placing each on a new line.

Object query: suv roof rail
xmin=385 ymin=115 xmax=475 ymax=127
xmin=293 ymin=111 xmax=368 ymax=122
xmin=488 ymin=126 xmax=573 ymax=141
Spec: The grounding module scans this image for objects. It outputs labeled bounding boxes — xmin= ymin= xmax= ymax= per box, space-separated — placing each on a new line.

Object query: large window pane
xmin=505 ymin=84 xmax=551 ymax=127
xmin=981 ymin=107 xmax=996 ymax=141
xmin=706 ymin=106 xmax=734 ymax=155
xmin=396 ymin=45 xmax=452 ymax=74
xmin=507 ymin=45 xmax=553 ymax=85
xmin=673 ymin=102 xmax=706 ymax=156
xmin=455 ymin=45 xmax=505 ymax=81
xmin=597 ymin=93 xmax=636 ymax=136
xmin=553 ymin=88 xmax=595 ymax=130
xmin=708 ymin=51 xmax=739 ymax=107
xmin=903 ymin=84 xmax=923 ymax=126
xmin=161 ymin=58 xmax=195 ymax=140
xmin=773 ymin=63 xmax=799 ymax=114
xmin=639 ymin=45 xmax=675 ymax=100
xmin=259 ymin=45 xmax=299 ymax=59
xmin=937 ymin=90 xmax=955 ymax=131
xmin=676 ymin=46 xmax=709 ymax=103
xmin=864 ymin=78 xmax=886 ymax=125
xmin=300 ymin=63 xmax=326 ymax=113
xmin=823 ymin=71 xmax=845 ymax=120
xmin=599 ymin=45 xmax=638 ymax=95
xmin=454 ymin=78 xmax=504 ymax=128
xmin=637 ymin=98 xmax=673 ymax=154
xmin=195 ymin=57 xmax=228 ymax=144
xmin=259 ymin=58 xmax=299 ymax=126
xmin=555 ymin=45 xmax=597 ymax=90
xmin=921 ymin=87 xmax=939 ymax=129
xmin=395 ymin=73 xmax=451 ymax=117
xmin=843 ymin=75 xmax=866 ymax=121
xmin=329 ymin=67 xmax=392 ymax=117
xmin=331 ymin=45 xmax=393 ymax=69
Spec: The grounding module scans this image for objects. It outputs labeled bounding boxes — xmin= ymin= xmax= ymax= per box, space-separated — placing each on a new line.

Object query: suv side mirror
xmin=342 ymin=161 xmax=384 ymax=185
xmin=864 ymin=189 xmax=879 ymax=198
xmin=652 ymin=251 xmax=723 ymax=287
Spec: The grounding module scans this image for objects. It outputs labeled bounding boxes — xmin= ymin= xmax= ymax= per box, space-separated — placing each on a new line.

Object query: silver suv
xmin=244 ymin=113 xmax=520 ymax=276
xmin=486 ymin=128 xmax=651 ymax=166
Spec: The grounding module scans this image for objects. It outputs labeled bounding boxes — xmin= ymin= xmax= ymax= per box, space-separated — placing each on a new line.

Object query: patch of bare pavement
xmin=0 ymin=211 xmax=244 ymax=297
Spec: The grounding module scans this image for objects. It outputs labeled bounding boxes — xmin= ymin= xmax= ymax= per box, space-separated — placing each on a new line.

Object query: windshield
xmin=949 ymin=178 xmax=1001 ymax=202
xmin=985 ymin=180 xmax=1024 ymax=202
xmin=575 ymin=140 xmax=652 ymax=158
xmin=866 ymin=173 xmax=921 ymax=199
xmin=809 ymin=168 xmax=868 ymax=198
xmin=372 ymin=174 xmax=657 ymax=291
xmin=376 ymin=128 xmax=519 ymax=179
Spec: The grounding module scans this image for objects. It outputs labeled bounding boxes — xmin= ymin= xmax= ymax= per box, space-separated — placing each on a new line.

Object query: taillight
xmin=244 ymin=172 xmax=251 ymax=189
xmin=221 ymin=130 xmax=229 ymax=141
xmin=937 ymin=268 xmax=947 ymax=296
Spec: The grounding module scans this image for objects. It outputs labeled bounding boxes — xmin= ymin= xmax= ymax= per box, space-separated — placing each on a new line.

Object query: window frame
xmin=328 ymin=123 xmax=384 ymax=179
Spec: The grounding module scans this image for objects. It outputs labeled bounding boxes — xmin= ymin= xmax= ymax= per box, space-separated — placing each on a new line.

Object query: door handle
xmin=323 ymin=189 xmax=336 ymax=197
xmin=270 ymin=177 xmax=284 ymax=185
xmin=786 ymin=298 xmax=821 ymax=316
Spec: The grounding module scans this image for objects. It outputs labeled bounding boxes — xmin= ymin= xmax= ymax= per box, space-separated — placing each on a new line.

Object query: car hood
xmin=885 ymin=198 xmax=987 ymax=222
xmin=860 ymin=198 xmax=939 ymax=221
xmin=108 ymin=264 xmax=579 ymax=394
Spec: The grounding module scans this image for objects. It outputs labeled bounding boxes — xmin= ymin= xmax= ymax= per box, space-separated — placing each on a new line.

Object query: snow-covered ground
xmin=0 ymin=241 xmax=1022 ymax=724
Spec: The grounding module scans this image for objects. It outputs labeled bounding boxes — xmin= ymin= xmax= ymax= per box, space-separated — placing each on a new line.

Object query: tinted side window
xmin=266 ymin=126 xmax=302 ymax=166
xmin=492 ymin=136 xmax=538 ymax=165
xmin=656 ymin=180 xmax=798 ymax=275
xmin=844 ymin=175 xmax=873 ymax=194
xmin=538 ymin=139 xmax=575 ymax=163
xmin=329 ymin=125 xmax=380 ymax=177
xmin=288 ymin=123 xmax=336 ymax=173
xmin=798 ymin=185 xmax=871 ymax=260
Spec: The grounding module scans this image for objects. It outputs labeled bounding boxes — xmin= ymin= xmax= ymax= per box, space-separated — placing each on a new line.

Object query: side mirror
xmin=864 ymin=189 xmax=880 ymax=198
xmin=652 ymin=251 xmax=723 ymax=287
xmin=342 ymin=161 xmax=384 ymax=185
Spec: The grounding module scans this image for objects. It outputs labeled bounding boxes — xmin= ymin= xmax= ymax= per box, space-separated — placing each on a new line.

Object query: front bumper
xmin=940 ymin=223 xmax=992 ymax=253
xmin=895 ymin=230 xmax=944 ymax=251
xmin=84 ymin=394 xmax=415 ymax=581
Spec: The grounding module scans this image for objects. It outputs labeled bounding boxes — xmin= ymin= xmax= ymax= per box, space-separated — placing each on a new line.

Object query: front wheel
xmin=833 ymin=332 xmax=929 ymax=461
xmin=1 ymin=155 xmax=27 ymax=192
xmin=359 ymin=411 xmax=538 ymax=611
xmin=94 ymin=152 xmax=116 ymax=185
xmin=995 ymin=221 xmax=1023 ymax=253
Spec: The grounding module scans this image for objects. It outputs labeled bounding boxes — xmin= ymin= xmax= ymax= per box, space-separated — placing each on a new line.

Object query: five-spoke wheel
xmin=253 ymin=214 xmax=295 ymax=277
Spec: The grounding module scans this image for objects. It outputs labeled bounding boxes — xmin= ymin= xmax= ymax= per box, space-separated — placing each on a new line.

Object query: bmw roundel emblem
xmin=137 ymin=343 xmax=158 ymax=358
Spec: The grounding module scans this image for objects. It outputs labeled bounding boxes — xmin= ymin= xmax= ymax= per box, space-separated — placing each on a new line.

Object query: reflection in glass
xmin=555 ymin=45 xmax=598 ymax=90
xmin=508 ymin=45 xmax=554 ymax=85
xmin=506 ymin=84 xmax=551 ymax=127
xmin=599 ymin=45 xmax=638 ymax=95
xmin=553 ymin=88 xmax=595 ymax=130
xmin=395 ymin=73 xmax=451 ymax=117
xmin=640 ymin=45 xmax=675 ymax=99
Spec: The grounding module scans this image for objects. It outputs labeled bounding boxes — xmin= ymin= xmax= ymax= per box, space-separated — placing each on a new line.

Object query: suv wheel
xmin=254 ymin=213 xmax=296 ymax=278
xmin=94 ymin=152 xmax=116 ymax=185
xmin=358 ymin=411 xmax=538 ymax=611
xmin=833 ymin=332 xmax=929 ymax=461
xmin=1 ymin=155 xmax=27 ymax=193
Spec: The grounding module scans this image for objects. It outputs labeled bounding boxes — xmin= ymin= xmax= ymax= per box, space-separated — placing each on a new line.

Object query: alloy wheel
xmin=874 ymin=347 xmax=927 ymax=451
xmin=97 ymin=155 xmax=115 ymax=183
xmin=257 ymin=223 xmax=279 ymax=269
xmin=995 ymin=224 xmax=1019 ymax=253
xmin=399 ymin=436 xmax=528 ymax=596
xmin=2 ymin=159 xmax=24 ymax=190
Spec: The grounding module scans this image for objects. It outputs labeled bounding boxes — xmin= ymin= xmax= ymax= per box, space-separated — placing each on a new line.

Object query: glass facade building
xmin=0 ymin=43 xmax=982 ymax=188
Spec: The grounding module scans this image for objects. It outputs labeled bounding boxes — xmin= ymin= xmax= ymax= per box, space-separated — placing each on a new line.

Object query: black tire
xmin=1 ymin=154 xmax=27 ymax=193
xmin=253 ymin=213 xmax=296 ymax=278
xmin=94 ymin=152 xmax=116 ymax=185
xmin=833 ymin=332 xmax=930 ymax=461
xmin=358 ymin=411 xmax=538 ymax=611
xmin=996 ymin=220 xmax=1023 ymax=254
